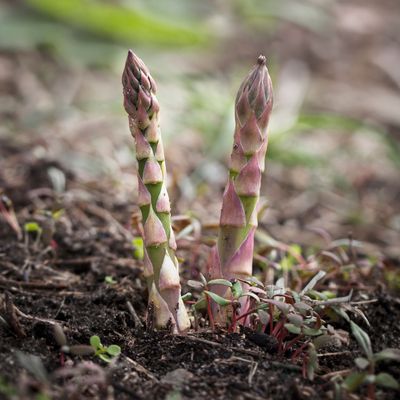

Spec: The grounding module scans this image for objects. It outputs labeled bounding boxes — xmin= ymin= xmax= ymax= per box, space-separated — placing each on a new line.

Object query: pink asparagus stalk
xmin=215 ymin=56 xmax=273 ymax=316
xmin=122 ymin=50 xmax=190 ymax=332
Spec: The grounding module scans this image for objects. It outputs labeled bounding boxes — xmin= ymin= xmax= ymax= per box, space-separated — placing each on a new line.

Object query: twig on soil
xmin=126 ymin=301 xmax=143 ymax=329
xmin=13 ymin=305 xmax=60 ymax=326
xmin=0 ymin=277 xmax=69 ymax=290
xmin=317 ymin=351 xmax=353 ymax=358
xmin=2 ymin=292 xmax=26 ymax=337
xmin=320 ymin=369 xmax=352 ymax=380
xmin=123 ymin=356 xmax=158 ymax=382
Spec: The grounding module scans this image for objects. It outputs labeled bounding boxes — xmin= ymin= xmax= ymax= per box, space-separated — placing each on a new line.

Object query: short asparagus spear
xmin=216 ymin=55 xmax=273 ymax=298
xmin=122 ymin=50 xmax=190 ymax=332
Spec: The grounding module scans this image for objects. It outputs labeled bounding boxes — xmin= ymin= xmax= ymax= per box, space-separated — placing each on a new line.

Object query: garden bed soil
xmin=0 ymin=142 xmax=399 ymax=400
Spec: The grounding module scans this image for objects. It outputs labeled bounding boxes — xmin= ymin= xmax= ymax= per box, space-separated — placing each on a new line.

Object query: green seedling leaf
xmin=300 ymin=271 xmax=326 ymax=295
xmin=105 ymin=276 xmax=117 ymax=284
xmin=132 ymin=237 xmax=144 ymax=260
xmin=106 ymin=345 xmax=121 ymax=357
xmin=343 ymin=372 xmax=367 ymax=392
xmin=52 ymin=209 xmax=64 ymax=220
xmin=313 ymin=334 xmax=335 ymax=350
xmin=204 ymin=291 xmax=232 ymax=307
xmin=187 ymin=280 xmax=204 ymax=289
xmin=181 ymin=292 xmax=192 ymax=301
xmin=24 ymin=222 xmax=42 ymax=233
xmin=294 ymin=302 xmax=312 ymax=315
xmin=288 ymin=314 xmax=303 ymax=327
xmin=207 ymin=279 xmax=232 ymax=287
xmin=307 ymin=343 xmax=318 ymax=381
xmin=244 ymin=276 xmax=264 ymax=288
xmin=374 ymin=348 xmax=400 ymax=363
xmin=375 ymin=373 xmax=399 ymax=390
xmin=303 ymin=327 xmax=323 ymax=336
xmin=90 ymin=335 xmax=101 ymax=349
xmin=285 ymin=323 xmax=302 ymax=335
xmin=240 ymin=292 xmax=260 ymax=303
xmin=199 ymin=273 xmax=208 ymax=287
xmin=264 ymin=299 xmax=291 ymax=315
xmin=231 ymin=281 xmax=243 ymax=299
xmin=99 ymin=354 xmax=112 ymax=363
xmin=69 ymin=345 xmax=95 ymax=356
xmin=257 ymin=309 xmax=270 ymax=325
xmin=355 ymin=357 xmax=370 ymax=370
xmin=53 ymin=324 xmax=67 ymax=347
xmin=350 ymin=322 xmax=373 ymax=360
xmin=193 ymin=297 xmax=206 ymax=311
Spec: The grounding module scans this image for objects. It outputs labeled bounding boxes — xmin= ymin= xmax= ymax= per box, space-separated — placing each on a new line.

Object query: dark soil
xmin=1 ymin=144 xmax=400 ymax=400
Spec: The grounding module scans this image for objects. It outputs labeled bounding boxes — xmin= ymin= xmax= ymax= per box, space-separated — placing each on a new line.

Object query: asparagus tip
xmin=257 ymin=55 xmax=266 ymax=66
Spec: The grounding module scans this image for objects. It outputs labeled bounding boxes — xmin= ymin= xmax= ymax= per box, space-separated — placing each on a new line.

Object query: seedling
xmin=90 ymin=335 xmax=121 ymax=363
xmin=341 ymin=322 xmax=400 ymax=399
xmin=53 ymin=324 xmax=94 ymax=366
xmin=104 ymin=276 xmax=117 ymax=285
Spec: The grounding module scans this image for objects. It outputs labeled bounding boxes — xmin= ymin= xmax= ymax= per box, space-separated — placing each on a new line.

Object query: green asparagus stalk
xmin=122 ymin=50 xmax=190 ymax=332
xmin=215 ymin=56 xmax=273 ymax=307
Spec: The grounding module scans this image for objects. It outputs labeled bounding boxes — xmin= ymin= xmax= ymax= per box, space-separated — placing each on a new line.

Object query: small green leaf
xmin=293 ymin=302 xmax=312 ymax=315
xmin=343 ymin=372 xmax=367 ymax=392
xmin=204 ymin=291 xmax=232 ymax=307
xmin=207 ymin=279 xmax=232 ymax=287
xmin=24 ymin=222 xmax=42 ymax=233
xmin=181 ymin=292 xmax=192 ymax=301
xmin=350 ymin=322 xmax=373 ymax=360
xmin=187 ymin=280 xmax=204 ymax=289
xmin=240 ymin=292 xmax=260 ymax=303
xmin=288 ymin=314 xmax=303 ymax=327
xmin=99 ymin=354 xmax=112 ymax=363
xmin=193 ymin=297 xmax=206 ymax=311
xmin=69 ymin=345 xmax=95 ymax=356
xmin=302 ymin=327 xmax=323 ymax=336
xmin=264 ymin=299 xmax=290 ymax=315
xmin=53 ymin=324 xmax=67 ymax=347
xmin=257 ymin=309 xmax=270 ymax=325
xmin=355 ymin=357 xmax=370 ymax=370
xmin=132 ymin=237 xmax=144 ymax=260
xmin=104 ymin=276 xmax=116 ymax=284
xmin=374 ymin=348 xmax=400 ymax=363
xmin=199 ymin=273 xmax=208 ymax=287
xmin=313 ymin=334 xmax=335 ymax=350
xmin=284 ymin=323 xmax=301 ymax=335
xmin=90 ymin=335 xmax=101 ymax=349
xmin=231 ymin=281 xmax=243 ymax=299
xmin=307 ymin=343 xmax=318 ymax=381
xmin=375 ymin=373 xmax=399 ymax=389
xmin=106 ymin=345 xmax=121 ymax=356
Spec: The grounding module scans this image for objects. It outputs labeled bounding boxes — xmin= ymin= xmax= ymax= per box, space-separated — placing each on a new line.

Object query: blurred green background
xmin=0 ymin=0 xmax=399 ymax=255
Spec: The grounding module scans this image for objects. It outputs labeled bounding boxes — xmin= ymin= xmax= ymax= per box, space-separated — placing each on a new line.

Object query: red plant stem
xmin=277 ymin=329 xmax=288 ymax=354
xmin=60 ymin=352 xmax=65 ymax=367
xmin=291 ymin=341 xmax=309 ymax=361
xmin=272 ymin=319 xmax=284 ymax=337
xmin=285 ymin=334 xmax=304 ymax=352
xmin=230 ymin=308 xmax=237 ymax=333
xmin=368 ymin=365 xmax=375 ymax=400
xmin=302 ymin=357 xmax=307 ymax=379
xmin=236 ymin=306 xmax=259 ymax=323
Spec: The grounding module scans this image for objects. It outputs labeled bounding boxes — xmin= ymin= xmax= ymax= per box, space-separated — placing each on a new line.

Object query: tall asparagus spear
xmin=122 ymin=50 xmax=190 ymax=332
xmin=216 ymin=56 xmax=273 ymax=298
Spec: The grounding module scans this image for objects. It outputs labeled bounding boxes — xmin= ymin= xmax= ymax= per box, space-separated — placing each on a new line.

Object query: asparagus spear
xmin=122 ymin=50 xmax=190 ymax=332
xmin=216 ymin=55 xmax=273 ymax=302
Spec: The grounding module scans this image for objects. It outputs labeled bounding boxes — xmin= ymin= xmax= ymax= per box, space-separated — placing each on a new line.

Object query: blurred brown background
xmin=0 ymin=0 xmax=399 ymax=257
